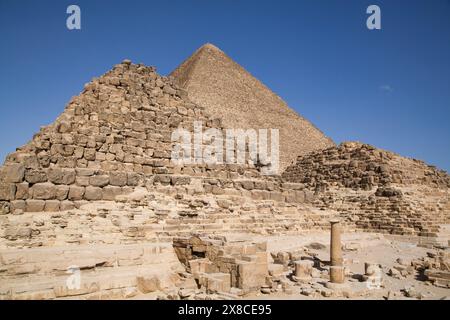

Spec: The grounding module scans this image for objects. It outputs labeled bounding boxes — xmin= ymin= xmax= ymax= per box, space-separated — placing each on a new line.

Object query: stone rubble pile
xmin=283 ymin=142 xmax=450 ymax=238
xmin=283 ymin=142 xmax=450 ymax=191
xmin=173 ymin=235 xmax=268 ymax=295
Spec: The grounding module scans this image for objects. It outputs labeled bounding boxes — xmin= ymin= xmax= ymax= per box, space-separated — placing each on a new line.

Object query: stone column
xmin=330 ymin=219 xmax=343 ymax=267
xmin=294 ymin=260 xmax=314 ymax=282
xmin=329 ymin=266 xmax=345 ymax=284
xmin=330 ymin=219 xmax=344 ymax=284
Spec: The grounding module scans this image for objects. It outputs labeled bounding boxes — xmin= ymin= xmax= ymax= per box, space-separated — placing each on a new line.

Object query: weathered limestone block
xmin=251 ymin=190 xmax=270 ymax=200
xmin=56 ymin=185 xmax=69 ymax=200
xmin=154 ymin=174 xmax=171 ymax=185
xmin=204 ymin=273 xmax=231 ymax=293
xmin=136 ymin=276 xmax=161 ymax=293
xmin=11 ymin=200 xmax=26 ymax=212
xmin=18 ymin=153 xmax=40 ymax=169
xmin=5 ymin=227 xmax=33 ymax=240
xmin=31 ymin=182 xmax=56 ymax=200
xmin=26 ymin=199 xmax=45 ymax=212
xmin=84 ymin=148 xmax=96 ymax=161
xmin=44 ymin=200 xmax=60 ymax=212
xmin=237 ymin=261 xmax=268 ymax=291
xmin=211 ymin=186 xmax=225 ymax=195
xmin=76 ymin=168 xmax=95 ymax=176
xmin=15 ymin=183 xmax=29 ymax=200
xmin=89 ymin=175 xmax=109 ymax=187
xmin=60 ymin=200 xmax=75 ymax=211
xmin=24 ymin=169 xmax=47 ymax=184
xmin=284 ymin=190 xmax=306 ymax=203
xmin=56 ymin=156 xmax=77 ymax=168
xmin=102 ymin=186 xmax=122 ymax=201
xmin=269 ymin=191 xmax=285 ymax=202
xmin=2 ymin=163 xmax=25 ymax=183
xmin=95 ymin=152 xmax=106 ymax=161
xmin=84 ymin=186 xmax=102 ymax=200
xmin=268 ymin=263 xmax=285 ymax=277
xmin=240 ymin=181 xmax=254 ymax=190
xmin=109 ymin=171 xmax=127 ymax=186
xmin=68 ymin=186 xmax=85 ymax=201
xmin=74 ymin=146 xmax=84 ymax=159
xmin=127 ymin=172 xmax=142 ymax=186
xmin=0 ymin=183 xmax=16 ymax=201
xmin=171 ymin=176 xmax=191 ymax=186
xmin=253 ymin=181 xmax=267 ymax=190
xmin=163 ymin=85 xmax=176 ymax=95
xmin=76 ymin=176 xmax=90 ymax=186
xmin=273 ymin=252 xmax=290 ymax=266
xmin=54 ymin=283 xmax=100 ymax=298
xmin=217 ymin=199 xmax=232 ymax=209
xmin=57 ymin=121 xmax=72 ymax=133
xmin=48 ymin=168 xmax=76 ymax=185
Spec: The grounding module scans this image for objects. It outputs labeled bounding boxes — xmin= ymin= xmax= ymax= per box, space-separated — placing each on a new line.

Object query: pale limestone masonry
xmin=173 ymin=235 xmax=268 ymax=294
xmin=0 ymin=242 xmax=184 ymax=300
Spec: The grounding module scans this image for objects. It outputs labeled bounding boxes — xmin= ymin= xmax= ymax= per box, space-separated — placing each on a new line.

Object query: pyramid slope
xmin=170 ymin=43 xmax=335 ymax=171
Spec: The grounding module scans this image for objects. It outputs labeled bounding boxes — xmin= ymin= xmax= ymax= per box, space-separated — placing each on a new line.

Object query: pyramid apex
xmin=194 ymin=42 xmax=225 ymax=55
xmin=198 ymin=43 xmax=222 ymax=52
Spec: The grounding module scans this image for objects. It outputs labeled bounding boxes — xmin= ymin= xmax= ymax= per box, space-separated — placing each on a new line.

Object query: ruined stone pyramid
xmin=0 ymin=58 xmax=321 ymax=239
xmin=0 ymin=58 xmax=332 ymax=299
xmin=283 ymin=142 xmax=450 ymax=239
xmin=170 ymin=43 xmax=335 ymax=171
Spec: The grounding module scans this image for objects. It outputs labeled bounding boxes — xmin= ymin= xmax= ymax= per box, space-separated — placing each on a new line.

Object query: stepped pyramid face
xmin=170 ymin=43 xmax=335 ymax=171
xmin=0 ymin=60 xmax=309 ymax=219
xmin=0 ymin=59 xmax=322 ymax=252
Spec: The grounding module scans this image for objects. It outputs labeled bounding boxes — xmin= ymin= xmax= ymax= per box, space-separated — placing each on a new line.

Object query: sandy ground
xmin=131 ymin=231 xmax=449 ymax=300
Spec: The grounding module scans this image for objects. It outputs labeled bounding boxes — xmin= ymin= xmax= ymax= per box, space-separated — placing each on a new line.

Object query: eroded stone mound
xmin=170 ymin=43 xmax=334 ymax=171
xmin=283 ymin=142 xmax=450 ymax=238
xmin=282 ymin=141 xmax=450 ymax=191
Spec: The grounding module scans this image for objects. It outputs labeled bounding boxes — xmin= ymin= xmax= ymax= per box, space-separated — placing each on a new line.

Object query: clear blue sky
xmin=1 ymin=0 xmax=449 ymax=172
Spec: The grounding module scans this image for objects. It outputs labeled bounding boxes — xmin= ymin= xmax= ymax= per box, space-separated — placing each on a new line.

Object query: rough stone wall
xmin=173 ymin=235 xmax=268 ymax=293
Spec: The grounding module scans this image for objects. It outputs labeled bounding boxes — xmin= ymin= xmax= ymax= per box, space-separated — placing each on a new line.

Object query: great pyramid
xmin=170 ymin=43 xmax=335 ymax=171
